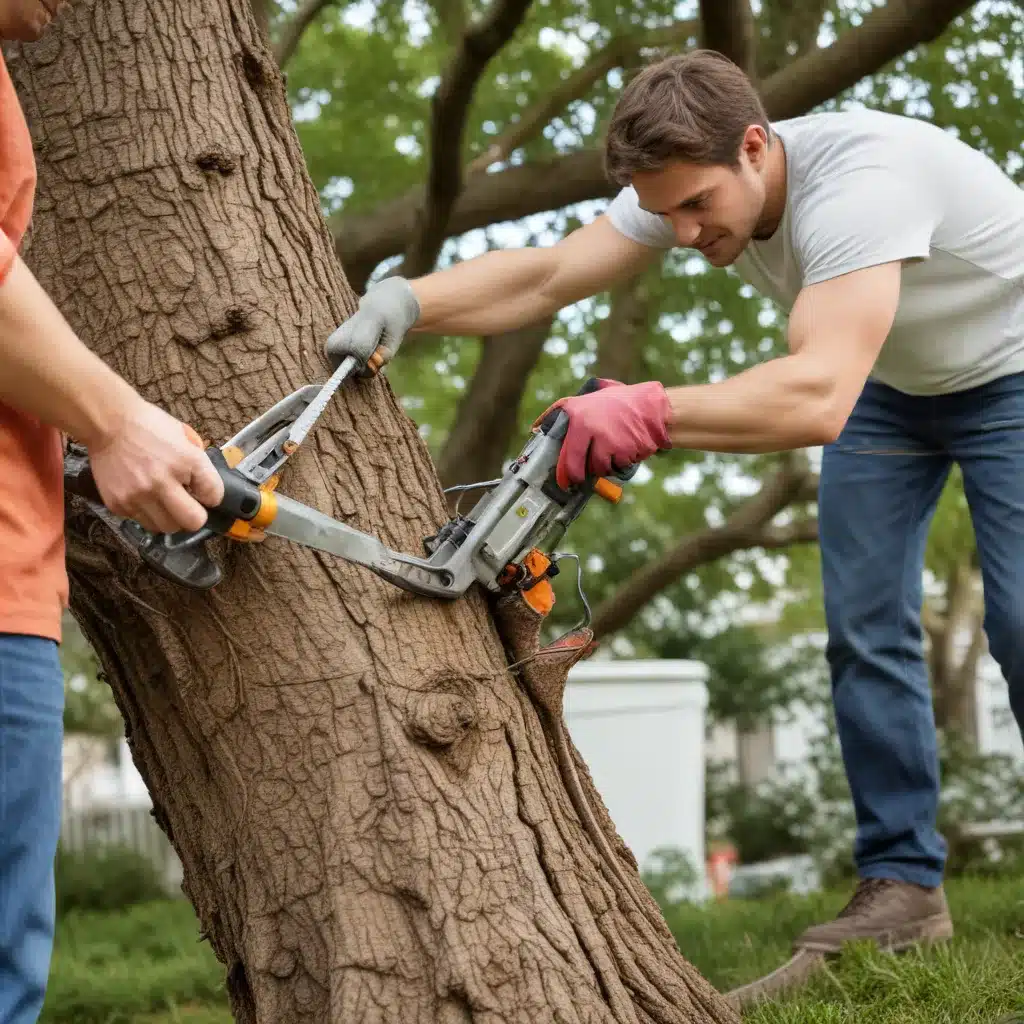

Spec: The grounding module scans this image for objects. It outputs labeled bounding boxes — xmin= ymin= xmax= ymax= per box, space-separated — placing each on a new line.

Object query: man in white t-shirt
xmin=325 ymin=49 xmax=1024 ymax=968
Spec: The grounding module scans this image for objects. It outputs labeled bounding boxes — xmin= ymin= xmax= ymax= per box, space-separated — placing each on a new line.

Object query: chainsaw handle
xmin=65 ymin=445 xmax=262 ymax=529
xmin=539 ymin=377 xmax=640 ymax=485
xmin=537 ymin=376 xmax=602 ymax=440
xmin=64 ymin=444 xmax=267 ymax=591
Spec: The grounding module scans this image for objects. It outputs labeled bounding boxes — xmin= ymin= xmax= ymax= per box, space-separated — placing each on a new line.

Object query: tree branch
xmin=250 ymin=0 xmax=272 ymax=39
xmin=273 ymin=0 xmax=335 ymax=68
xmin=428 ymin=0 xmax=467 ymax=43
xmin=436 ymin=318 xmax=552 ymax=492
xmin=699 ymin=0 xmax=755 ymax=74
xmin=755 ymin=0 xmax=830 ymax=78
xmin=594 ymin=269 xmax=653 ymax=383
xmin=466 ymin=20 xmax=698 ymax=176
xmin=591 ymin=455 xmax=818 ymax=638
xmin=756 ymin=517 xmax=819 ymax=548
xmin=340 ymin=150 xmax=605 ymax=288
xmin=762 ymin=0 xmax=974 ymax=122
xmin=400 ymin=0 xmax=536 ymax=279
xmin=333 ymin=0 xmax=976 ymax=278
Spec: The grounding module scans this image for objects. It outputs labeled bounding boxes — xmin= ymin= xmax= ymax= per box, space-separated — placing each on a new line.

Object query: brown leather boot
xmin=794 ymin=876 xmax=954 ymax=954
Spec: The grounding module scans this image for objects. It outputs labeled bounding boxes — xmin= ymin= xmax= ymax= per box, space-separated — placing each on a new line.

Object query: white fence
xmin=60 ymin=803 xmax=184 ymax=894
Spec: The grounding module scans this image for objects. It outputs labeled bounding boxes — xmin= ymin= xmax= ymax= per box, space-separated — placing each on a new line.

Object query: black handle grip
xmin=63 ymin=444 xmax=264 ymax=591
xmin=202 ymin=447 xmax=263 ymax=533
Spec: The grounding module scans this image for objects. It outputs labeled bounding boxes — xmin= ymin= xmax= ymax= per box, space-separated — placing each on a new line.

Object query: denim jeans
xmin=0 ymin=635 xmax=63 ymax=1024
xmin=819 ymin=370 xmax=1024 ymax=889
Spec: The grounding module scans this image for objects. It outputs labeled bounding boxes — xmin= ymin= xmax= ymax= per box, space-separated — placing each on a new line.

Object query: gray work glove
xmin=324 ymin=276 xmax=420 ymax=375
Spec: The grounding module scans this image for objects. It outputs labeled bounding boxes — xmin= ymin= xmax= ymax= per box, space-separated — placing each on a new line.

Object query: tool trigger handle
xmin=537 ymin=376 xmax=603 ymax=440
xmin=537 ymin=377 xmax=640 ymax=491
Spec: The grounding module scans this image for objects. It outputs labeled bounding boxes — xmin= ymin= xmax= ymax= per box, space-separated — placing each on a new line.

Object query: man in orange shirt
xmin=0 ymin=4 xmax=225 ymax=1020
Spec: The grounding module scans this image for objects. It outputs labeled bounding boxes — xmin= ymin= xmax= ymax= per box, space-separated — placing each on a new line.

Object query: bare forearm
xmin=409 ymin=247 xmax=561 ymax=336
xmin=664 ymin=355 xmax=839 ymax=453
xmin=0 ymin=255 xmax=137 ymax=447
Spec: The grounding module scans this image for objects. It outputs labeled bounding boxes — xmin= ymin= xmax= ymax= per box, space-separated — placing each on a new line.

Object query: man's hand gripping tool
xmin=65 ymin=373 xmax=635 ymax=617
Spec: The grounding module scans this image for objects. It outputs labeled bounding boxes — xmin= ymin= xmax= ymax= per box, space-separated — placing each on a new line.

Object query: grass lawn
xmin=41 ymin=875 xmax=1023 ymax=1023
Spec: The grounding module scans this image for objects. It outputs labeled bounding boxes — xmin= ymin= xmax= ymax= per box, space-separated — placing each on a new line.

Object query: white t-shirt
xmin=605 ymin=109 xmax=1024 ymax=396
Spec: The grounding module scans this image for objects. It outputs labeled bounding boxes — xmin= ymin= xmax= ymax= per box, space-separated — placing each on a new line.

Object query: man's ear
xmin=741 ymin=125 xmax=770 ymax=170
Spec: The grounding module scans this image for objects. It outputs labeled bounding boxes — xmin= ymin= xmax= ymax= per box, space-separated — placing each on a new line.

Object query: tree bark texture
xmin=9 ymin=4 xmax=738 ymax=1023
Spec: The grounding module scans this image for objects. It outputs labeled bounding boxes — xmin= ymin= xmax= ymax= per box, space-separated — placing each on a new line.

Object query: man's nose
xmin=670 ymin=215 xmax=701 ymax=247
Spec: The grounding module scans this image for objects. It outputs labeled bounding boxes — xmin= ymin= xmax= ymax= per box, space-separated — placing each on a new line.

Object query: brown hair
xmin=604 ymin=50 xmax=770 ymax=186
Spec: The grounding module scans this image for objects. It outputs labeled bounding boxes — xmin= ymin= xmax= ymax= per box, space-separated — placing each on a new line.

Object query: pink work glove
xmin=534 ymin=378 xmax=672 ymax=490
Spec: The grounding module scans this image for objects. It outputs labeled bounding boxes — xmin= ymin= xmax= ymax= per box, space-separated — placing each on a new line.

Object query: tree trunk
xmin=926 ymin=558 xmax=984 ymax=747
xmin=9 ymin=4 xmax=737 ymax=1022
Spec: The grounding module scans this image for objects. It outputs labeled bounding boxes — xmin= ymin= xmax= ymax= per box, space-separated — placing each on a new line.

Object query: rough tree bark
xmin=10 ymin=3 xmax=739 ymax=1023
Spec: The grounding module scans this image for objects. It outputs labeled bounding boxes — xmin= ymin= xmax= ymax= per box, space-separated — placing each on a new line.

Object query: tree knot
xmin=196 ymin=147 xmax=237 ymax=176
xmin=406 ymin=690 xmax=477 ymax=748
xmin=207 ymin=305 xmax=257 ymax=343
xmin=238 ymin=47 xmax=275 ymax=92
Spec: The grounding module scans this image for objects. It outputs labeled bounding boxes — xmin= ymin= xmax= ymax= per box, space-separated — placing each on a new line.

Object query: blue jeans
xmin=820 ymin=371 xmax=1024 ymax=889
xmin=0 ymin=635 xmax=63 ymax=1024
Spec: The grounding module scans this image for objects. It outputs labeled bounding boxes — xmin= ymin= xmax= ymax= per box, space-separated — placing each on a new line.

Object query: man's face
xmin=0 ymin=0 xmax=67 ymax=42
xmin=631 ymin=125 xmax=770 ymax=268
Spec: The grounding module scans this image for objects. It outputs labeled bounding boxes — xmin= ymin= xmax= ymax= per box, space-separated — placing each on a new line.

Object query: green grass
xmin=41 ymin=876 xmax=1023 ymax=1023
xmin=671 ymin=874 xmax=1024 ymax=1022
xmin=40 ymin=901 xmax=229 ymax=1024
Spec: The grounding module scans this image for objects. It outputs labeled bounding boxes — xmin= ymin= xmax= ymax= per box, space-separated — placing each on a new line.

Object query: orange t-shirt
xmin=0 ymin=51 xmax=68 ymax=643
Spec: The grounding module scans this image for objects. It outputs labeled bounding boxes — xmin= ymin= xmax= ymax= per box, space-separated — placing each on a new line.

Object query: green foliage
xmin=54 ymin=843 xmax=167 ymax=918
xmin=706 ymin=761 xmax=822 ymax=865
xmin=277 ymin=0 xmax=1024 ymax=729
xmin=40 ymin=900 xmax=226 ymax=1024
xmin=60 ymin=611 xmax=122 ymax=738
xmin=640 ymin=845 xmax=701 ymax=906
xmin=706 ymin=722 xmax=1024 ymax=885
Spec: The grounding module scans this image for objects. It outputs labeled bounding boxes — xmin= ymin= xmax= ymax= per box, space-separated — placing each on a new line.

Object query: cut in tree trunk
xmin=10 ymin=3 xmax=738 ymax=1022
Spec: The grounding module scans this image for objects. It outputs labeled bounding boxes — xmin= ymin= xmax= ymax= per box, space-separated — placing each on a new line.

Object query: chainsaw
xmin=64 ymin=353 xmax=637 ymax=621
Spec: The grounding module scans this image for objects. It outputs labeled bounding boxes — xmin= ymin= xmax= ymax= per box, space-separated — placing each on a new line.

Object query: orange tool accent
xmin=520 ymin=549 xmax=555 ymax=616
xmin=222 ymin=445 xmax=245 ymax=468
xmin=367 ymin=350 xmax=384 ymax=374
xmin=225 ymin=480 xmax=279 ymax=542
xmin=522 ymin=579 xmax=554 ymax=616
xmin=594 ymin=477 xmax=623 ymax=503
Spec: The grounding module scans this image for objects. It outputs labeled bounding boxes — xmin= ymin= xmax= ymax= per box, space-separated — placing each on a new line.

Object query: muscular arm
xmin=408 ymin=214 xmax=663 ymax=336
xmin=661 ymin=261 xmax=902 ymax=452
